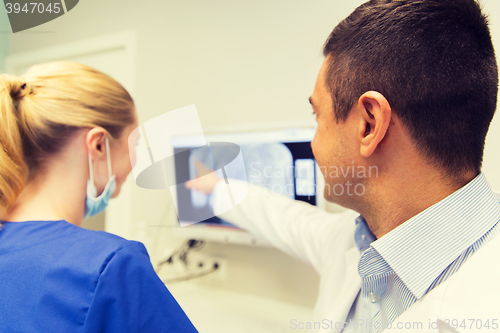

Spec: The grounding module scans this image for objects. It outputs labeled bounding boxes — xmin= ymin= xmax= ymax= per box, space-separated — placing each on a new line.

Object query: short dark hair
xmin=323 ymin=0 xmax=498 ymax=175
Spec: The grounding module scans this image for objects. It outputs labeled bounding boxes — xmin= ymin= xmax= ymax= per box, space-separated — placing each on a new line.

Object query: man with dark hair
xmin=187 ymin=0 xmax=500 ymax=331
xmin=313 ymin=0 xmax=498 ymax=241
xmin=306 ymin=0 xmax=499 ymax=330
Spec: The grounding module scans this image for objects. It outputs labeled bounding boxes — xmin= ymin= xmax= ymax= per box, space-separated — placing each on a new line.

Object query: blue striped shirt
xmin=343 ymin=172 xmax=500 ymax=332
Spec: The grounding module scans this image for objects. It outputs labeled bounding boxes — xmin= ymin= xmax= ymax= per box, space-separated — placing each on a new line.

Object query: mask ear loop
xmin=88 ymin=137 xmax=112 ymax=196
xmin=88 ymin=152 xmax=94 ymax=186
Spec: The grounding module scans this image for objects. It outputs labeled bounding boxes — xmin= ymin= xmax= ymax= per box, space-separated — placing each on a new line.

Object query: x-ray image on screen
xmin=188 ymin=143 xmax=295 ymax=218
xmin=172 ymin=131 xmax=316 ymax=227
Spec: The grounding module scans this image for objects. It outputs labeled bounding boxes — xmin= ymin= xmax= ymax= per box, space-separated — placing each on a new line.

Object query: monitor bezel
xmin=168 ymin=119 xmax=326 ymax=246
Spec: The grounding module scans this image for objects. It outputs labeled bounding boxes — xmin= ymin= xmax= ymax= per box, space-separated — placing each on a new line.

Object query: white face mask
xmin=84 ymin=138 xmax=116 ymax=218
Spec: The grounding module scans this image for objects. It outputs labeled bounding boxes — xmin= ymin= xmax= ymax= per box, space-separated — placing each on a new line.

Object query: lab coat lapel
xmin=324 ymin=245 xmax=361 ymax=333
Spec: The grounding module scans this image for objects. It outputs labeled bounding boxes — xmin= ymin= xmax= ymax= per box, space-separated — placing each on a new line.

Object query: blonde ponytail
xmin=0 ymin=61 xmax=135 ymax=214
xmin=0 ymin=75 xmax=29 ymax=213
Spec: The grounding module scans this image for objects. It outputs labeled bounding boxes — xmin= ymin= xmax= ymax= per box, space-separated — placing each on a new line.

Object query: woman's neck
xmin=2 ymin=146 xmax=88 ymax=226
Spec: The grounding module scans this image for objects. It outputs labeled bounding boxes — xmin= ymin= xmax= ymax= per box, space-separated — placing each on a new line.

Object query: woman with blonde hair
xmin=0 ymin=61 xmax=197 ymax=332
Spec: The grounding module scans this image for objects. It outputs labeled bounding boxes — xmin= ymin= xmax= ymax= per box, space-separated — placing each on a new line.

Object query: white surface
xmin=172 ymin=123 xmax=324 ymax=246
xmin=144 ymin=104 xmax=206 ymax=162
xmin=167 ymin=282 xmax=313 ymax=333
xmin=171 ymin=127 xmax=317 ymax=147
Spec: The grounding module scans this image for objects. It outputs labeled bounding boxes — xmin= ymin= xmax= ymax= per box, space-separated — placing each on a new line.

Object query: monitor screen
xmin=171 ymin=128 xmax=317 ymax=228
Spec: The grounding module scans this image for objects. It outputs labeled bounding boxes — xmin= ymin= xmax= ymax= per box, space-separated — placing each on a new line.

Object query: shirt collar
xmin=366 ymin=172 xmax=500 ymax=299
xmin=354 ymin=216 xmax=376 ymax=253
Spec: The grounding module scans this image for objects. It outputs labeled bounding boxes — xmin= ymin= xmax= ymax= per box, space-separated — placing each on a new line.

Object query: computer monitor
xmin=169 ymin=122 xmax=325 ymax=246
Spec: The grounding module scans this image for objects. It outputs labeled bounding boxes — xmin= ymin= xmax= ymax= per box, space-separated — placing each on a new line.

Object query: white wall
xmin=480 ymin=0 xmax=500 ymax=190
xmin=6 ymin=0 xmax=500 ymax=308
xmin=0 ymin=4 xmax=10 ymax=71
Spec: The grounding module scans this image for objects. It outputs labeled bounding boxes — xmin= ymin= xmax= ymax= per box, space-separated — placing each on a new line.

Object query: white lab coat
xmin=213 ymin=180 xmax=500 ymax=333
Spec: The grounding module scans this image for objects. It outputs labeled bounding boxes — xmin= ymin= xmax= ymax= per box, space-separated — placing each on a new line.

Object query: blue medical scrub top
xmin=0 ymin=220 xmax=198 ymax=333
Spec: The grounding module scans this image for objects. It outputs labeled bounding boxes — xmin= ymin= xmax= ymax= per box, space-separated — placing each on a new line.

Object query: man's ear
xmin=356 ymin=91 xmax=391 ymax=157
xmin=86 ymin=127 xmax=107 ymax=160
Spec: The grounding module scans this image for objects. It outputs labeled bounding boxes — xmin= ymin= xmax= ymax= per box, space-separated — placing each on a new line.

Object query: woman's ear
xmin=356 ymin=91 xmax=392 ymax=157
xmin=86 ymin=128 xmax=107 ymax=160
